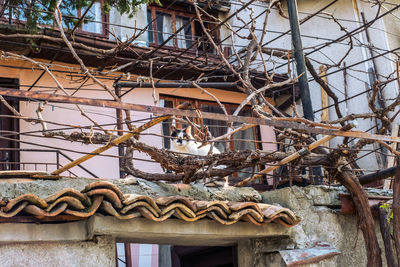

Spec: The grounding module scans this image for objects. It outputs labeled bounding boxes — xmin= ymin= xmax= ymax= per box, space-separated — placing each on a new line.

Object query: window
xmin=160 ymin=96 xmax=261 ymax=181
xmin=58 ymin=1 xmax=107 ymax=35
xmin=147 ymin=5 xmax=220 ymax=53
xmin=80 ymin=2 xmax=104 ymax=34
xmin=147 ymin=6 xmax=194 ymax=49
xmin=2 ymin=1 xmax=107 ymax=36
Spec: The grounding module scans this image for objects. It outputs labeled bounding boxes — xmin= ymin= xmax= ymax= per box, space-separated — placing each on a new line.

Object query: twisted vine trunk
xmin=392 ymin=166 xmax=400 ymax=264
xmin=334 ymin=165 xmax=382 ymax=267
xmin=378 ymin=205 xmax=396 ymax=267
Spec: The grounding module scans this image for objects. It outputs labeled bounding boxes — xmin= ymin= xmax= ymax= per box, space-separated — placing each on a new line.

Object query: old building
xmin=0 ymin=0 xmax=399 ymax=266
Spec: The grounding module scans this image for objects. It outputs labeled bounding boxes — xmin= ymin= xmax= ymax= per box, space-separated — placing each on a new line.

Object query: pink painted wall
xmin=0 ymin=58 xmax=276 ymax=179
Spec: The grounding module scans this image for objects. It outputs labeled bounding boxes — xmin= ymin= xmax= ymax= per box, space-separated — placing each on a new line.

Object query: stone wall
xmin=237 ymin=186 xmax=392 ymax=267
xmin=0 ymin=236 xmax=115 ymax=267
xmin=0 ymin=181 xmax=392 ymax=266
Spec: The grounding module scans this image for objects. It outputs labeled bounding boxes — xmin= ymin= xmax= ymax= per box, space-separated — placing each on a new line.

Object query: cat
xmin=170 ymin=125 xmax=228 ymax=187
xmin=170 ymin=125 xmax=221 ymax=156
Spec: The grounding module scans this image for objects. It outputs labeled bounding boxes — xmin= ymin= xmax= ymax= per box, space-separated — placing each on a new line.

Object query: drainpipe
xmin=287 ymin=0 xmax=322 ymax=181
xmin=286 ymin=0 xmax=314 ymax=121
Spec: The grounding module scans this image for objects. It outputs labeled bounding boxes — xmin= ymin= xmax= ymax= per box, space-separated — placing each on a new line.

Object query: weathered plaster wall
xmin=383 ymin=1 xmax=400 ymax=56
xmin=0 ymin=236 xmax=116 ymax=267
xmin=226 ymin=0 xmax=397 ymax=170
xmin=249 ymin=186 xmax=391 ymax=267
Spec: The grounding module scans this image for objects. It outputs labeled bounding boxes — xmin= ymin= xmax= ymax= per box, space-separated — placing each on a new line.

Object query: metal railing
xmin=0 ymin=148 xmax=98 ymax=178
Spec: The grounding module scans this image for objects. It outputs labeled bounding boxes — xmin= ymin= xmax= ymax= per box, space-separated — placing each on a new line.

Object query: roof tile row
xmin=0 ymin=181 xmax=301 ymax=226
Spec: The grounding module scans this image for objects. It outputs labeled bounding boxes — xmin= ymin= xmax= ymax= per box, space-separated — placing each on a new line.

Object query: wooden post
xmin=319 ymin=65 xmax=329 ymax=148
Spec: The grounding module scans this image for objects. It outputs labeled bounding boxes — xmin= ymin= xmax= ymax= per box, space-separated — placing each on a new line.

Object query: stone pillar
xmin=0 ymin=236 xmax=116 ymax=267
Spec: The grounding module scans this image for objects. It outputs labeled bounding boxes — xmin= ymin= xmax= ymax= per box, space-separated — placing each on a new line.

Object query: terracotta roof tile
xmin=45 ymin=188 xmax=91 ymax=206
xmin=121 ymin=201 xmax=160 ymax=218
xmin=0 ymin=201 xmax=28 ymax=217
xmin=47 ymin=196 xmax=85 ymax=211
xmin=0 ymin=181 xmax=301 ymax=227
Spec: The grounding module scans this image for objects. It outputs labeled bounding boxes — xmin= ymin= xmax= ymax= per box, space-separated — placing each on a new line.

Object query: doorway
xmin=0 ymin=78 xmax=20 ymax=170
xmin=116 ymin=243 xmax=238 ymax=267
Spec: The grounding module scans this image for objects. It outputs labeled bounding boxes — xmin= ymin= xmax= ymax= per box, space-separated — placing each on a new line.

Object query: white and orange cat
xmin=170 ymin=125 xmax=221 ymax=156
xmin=170 ymin=125 xmax=229 ymax=187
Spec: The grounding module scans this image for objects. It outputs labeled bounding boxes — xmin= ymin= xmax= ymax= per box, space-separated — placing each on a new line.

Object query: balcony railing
xmin=0 ymin=148 xmax=98 ymax=178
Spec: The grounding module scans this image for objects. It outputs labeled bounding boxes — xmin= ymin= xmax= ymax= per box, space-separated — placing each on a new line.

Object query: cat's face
xmin=171 ymin=125 xmax=192 ymax=148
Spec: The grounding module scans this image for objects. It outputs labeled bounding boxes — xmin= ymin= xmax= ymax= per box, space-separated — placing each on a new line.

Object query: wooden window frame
xmin=160 ymin=94 xmax=264 ymax=183
xmin=160 ymin=95 xmax=261 ymax=148
xmin=0 ymin=0 xmax=109 ymax=39
xmin=73 ymin=1 xmax=109 ymax=38
xmin=147 ymin=5 xmax=196 ymax=50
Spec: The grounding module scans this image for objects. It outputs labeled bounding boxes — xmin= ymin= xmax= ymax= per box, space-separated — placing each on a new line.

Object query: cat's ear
xmin=170 ymin=125 xmax=177 ymax=132
xmin=185 ymin=125 xmax=191 ymax=135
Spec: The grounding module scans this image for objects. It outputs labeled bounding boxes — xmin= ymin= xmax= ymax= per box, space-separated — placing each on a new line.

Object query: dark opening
xmin=194 ymin=20 xmax=219 ymax=54
xmin=0 ymin=78 xmax=20 ymax=171
xmin=116 ymin=243 xmax=237 ymax=267
xmin=171 ymin=245 xmax=237 ymax=267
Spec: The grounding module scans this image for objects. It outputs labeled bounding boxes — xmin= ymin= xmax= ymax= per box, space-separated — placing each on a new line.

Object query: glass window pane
xmin=138 ymin=244 xmax=154 ymax=267
xmin=201 ymin=104 xmax=227 ymax=152
xmin=82 ymin=2 xmax=102 ymax=33
xmin=176 ymin=16 xmax=192 ymax=49
xmin=160 ymin=99 xmax=173 ymax=149
xmin=156 ymin=12 xmax=173 ymax=46
xmin=147 ymin=9 xmax=154 ymax=43
xmin=230 ymin=108 xmax=258 ymax=179
xmin=231 ymin=108 xmax=256 ymax=151
xmin=60 ymin=5 xmax=78 ymax=29
xmin=184 ymin=18 xmax=193 ymax=48
xmin=116 ymin=243 xmax=126 ymax=267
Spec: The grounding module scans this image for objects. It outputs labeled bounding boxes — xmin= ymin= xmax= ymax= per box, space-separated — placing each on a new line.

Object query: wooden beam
xmin=1 ymin=89 xmax=400 ymax=143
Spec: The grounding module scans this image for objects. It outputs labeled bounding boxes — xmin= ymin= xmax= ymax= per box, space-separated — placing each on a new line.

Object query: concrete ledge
xmin=0 ymin=220 xmax=88 ymax=243
xmin=0 ymin=215 xmax=289 ymax=245
xmin=90 ymin=215 xmax=289 ymax=246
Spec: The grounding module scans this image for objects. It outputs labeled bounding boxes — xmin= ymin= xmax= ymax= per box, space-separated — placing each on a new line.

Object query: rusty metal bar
xmin=115 ymin=81 xmax=239 ymax=93
xmin=56 ymin=151 xmax=60 ymax=169
xmin=2 ymin=89 xmax=400 ymax=143
xmin=340 ymin=194 xmax=392 ymax=215
xmin=51 ymin=102 xmax=191 ymax=176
